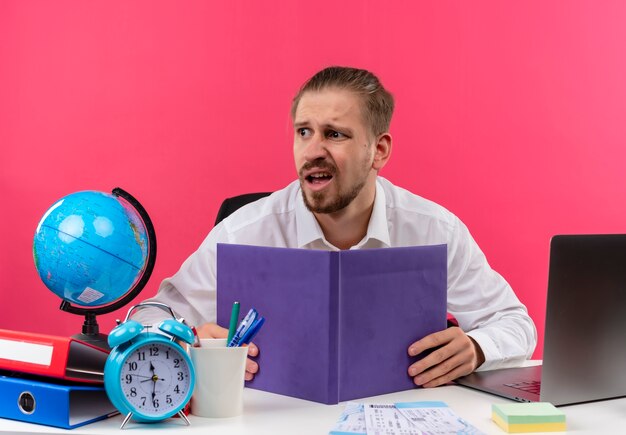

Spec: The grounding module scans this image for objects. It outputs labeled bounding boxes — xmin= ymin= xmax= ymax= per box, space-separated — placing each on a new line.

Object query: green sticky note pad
xmin=492 ymin=403 xmax=566 ymax=433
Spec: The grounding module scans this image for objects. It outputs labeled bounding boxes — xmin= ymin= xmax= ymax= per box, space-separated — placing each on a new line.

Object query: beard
xmin=302 ymin=178 xmax=367 ymax=214
xmin=299 ymin=158 xmax=370 ymax=214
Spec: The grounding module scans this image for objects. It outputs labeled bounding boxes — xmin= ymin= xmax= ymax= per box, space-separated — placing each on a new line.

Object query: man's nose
xmin=303 ymin=134 xmax=328 ymax=162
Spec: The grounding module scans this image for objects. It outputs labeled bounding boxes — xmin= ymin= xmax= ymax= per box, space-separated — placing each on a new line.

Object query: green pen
xmin=227 ymin=301 xmax=241 ymax=344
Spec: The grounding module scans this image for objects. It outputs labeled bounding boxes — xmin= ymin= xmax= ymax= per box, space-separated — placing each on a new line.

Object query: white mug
xmin=189 ymin=338 xmax=248 ymax=418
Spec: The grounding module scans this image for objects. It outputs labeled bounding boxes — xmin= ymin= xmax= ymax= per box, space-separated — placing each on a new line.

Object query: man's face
xmin=293 ymin=88 xmax=376 ymax=214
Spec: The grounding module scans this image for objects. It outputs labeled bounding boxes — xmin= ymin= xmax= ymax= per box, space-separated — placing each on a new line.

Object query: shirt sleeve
xmin=446 ymin=217 xmax=537 ymax=371
xmin=131 ymin=223 xmax=226 ymax=327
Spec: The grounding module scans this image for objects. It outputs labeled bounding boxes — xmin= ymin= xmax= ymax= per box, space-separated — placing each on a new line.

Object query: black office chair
xmin=214 ymin=192 xmax=272 ymax=226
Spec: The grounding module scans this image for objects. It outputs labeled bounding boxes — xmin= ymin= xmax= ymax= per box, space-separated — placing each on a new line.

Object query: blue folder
xmin=0 ymin=372 xmax=118 ymax=429
xmin=216 ymin=244 xmax=447 ymax=404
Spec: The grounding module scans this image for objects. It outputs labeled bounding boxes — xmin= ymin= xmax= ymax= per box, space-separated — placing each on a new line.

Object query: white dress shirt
xmin=136 ymin=177 xmax=537 ymax=371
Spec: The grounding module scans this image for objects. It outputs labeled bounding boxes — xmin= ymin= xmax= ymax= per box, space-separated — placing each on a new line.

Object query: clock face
xmin=119 ymin=341 xmax=193 ymax=417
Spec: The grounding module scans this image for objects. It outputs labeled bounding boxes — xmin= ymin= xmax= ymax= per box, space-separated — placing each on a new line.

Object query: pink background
xmin=2 ymin=1 xmax=626 ymax=359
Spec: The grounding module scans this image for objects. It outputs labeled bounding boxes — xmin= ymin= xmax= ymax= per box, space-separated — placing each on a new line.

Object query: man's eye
xmin=298 ymin=128 xmax=312 ymax=137
xmin=327 ymin=131 xmax=346 ymax=139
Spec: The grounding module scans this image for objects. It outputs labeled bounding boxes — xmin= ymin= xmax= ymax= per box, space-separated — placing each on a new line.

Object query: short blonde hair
xmin=291 ymin=66 xmax=394 ymax=136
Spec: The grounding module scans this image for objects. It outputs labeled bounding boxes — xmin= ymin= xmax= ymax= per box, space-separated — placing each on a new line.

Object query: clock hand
xmin=131 ymin=374 xmax=154 ymax=379
xmin=149 ymin=361 xmax=165 ymax=381
xmin=144 ymin=359 xmax=165 ymax=407
xmin=149 ymin=360 xmax=158 ymax=401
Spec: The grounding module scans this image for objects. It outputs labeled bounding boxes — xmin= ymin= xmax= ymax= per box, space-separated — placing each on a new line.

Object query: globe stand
xmin=58 ymin=188 xmax=157 ymax=351
xmin=64 ymin=310 xmax=110 ymax=350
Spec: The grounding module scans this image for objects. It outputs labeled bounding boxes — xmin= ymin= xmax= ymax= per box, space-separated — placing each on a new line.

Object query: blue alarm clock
xmin=104 ymin=302 xmax=196 ymax=429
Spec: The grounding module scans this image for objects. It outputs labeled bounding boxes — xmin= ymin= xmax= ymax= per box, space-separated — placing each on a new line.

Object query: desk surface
xmin=1 ymin=379 xmax=624 ymax=435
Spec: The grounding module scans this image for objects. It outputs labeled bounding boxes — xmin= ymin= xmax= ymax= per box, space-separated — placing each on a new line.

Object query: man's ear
xmin=372 ymin=133 xmax=392 ymax=171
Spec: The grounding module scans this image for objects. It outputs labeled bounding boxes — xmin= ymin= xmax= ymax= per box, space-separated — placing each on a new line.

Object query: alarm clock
xmin=104 ymin=302 xmax=196 ymax=429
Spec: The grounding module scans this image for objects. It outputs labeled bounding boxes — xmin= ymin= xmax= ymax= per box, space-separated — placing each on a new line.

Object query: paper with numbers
xmin=329 ymin=401 xmax=483 ymax=435
xmin=394 ymin=401 xmax=484 ymax=434
xmin=329 ymin=401 xmax=367 ymax=435
xmin=364 ymin=403 xmax=417 ymax=435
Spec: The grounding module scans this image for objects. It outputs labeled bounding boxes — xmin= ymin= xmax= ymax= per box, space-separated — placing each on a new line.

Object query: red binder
xmin=0 ymin=329 xmax=109 ymax=383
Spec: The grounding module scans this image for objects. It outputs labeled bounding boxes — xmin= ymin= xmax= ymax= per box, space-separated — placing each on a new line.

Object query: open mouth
xmin=306 ymin=172 xmax=333 ymax=185
xmin=300 ymin=162 xmax=336 ymax=192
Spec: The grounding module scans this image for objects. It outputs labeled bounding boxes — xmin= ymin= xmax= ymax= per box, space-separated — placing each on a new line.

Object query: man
xmin=135 ymin=66 xmax=536 ymax=388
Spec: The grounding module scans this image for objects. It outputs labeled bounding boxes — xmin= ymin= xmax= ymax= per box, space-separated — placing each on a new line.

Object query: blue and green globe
xmin=33 ymin=190 xmax=150 ymax=308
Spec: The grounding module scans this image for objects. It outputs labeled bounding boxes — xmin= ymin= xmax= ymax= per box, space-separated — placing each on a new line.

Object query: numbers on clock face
xmin=120 ymin=342 xmax=192 ymax=416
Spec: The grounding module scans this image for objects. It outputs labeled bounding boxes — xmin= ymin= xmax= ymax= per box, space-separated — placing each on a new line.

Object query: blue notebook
xmin=0 ymin=371 xmax=118 ymax=429
xmin=216 ymin=244 xmax=447 ymax=404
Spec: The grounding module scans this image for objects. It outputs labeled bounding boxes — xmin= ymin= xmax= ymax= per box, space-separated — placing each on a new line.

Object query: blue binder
xmin=0 ymin=372 xmax=118 ymax=429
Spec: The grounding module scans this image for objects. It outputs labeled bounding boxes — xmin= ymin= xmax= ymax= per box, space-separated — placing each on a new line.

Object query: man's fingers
xmin=195 ymin=323 xmax=228 ymax=339
xmin=411 ymin=349 xmax=468 ymax=385
xmin=408 ymin=327 xmax=481 ymax=388
xmin=245 ymin=343 xmax=259 ymax=382
xmin=246 ymin=342 xmax=259 ymax=357
xmin=408 ymin=330 xmax=463 ymax=375
xmin=420 ymin=360 xmax=473 ymax=388
xmin=246 ymin=357 xmax=258 ymax=374
xmin=408 ymin=328 xmax=455 ymax=356
xmin=408 ymin=343 xmax=455 ymax=378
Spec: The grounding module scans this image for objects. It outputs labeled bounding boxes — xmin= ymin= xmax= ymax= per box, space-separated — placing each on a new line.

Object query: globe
xmin=33 ymin=189 xmax=153 ymax=308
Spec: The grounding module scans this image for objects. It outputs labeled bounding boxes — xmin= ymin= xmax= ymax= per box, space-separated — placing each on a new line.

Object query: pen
xmin=228 ymin=308 xmax=258 ymax=347
xmin=238 ymin=317 xmax=265 ymax=346
xmin=227 ymin=301 xmax=241 ymax=344
xmin=191 ymin=326 xmax=201 ymax=348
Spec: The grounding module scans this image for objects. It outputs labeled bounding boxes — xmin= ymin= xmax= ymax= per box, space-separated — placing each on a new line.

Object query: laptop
xmin=455 ymin=234 xmax=626 ymax=406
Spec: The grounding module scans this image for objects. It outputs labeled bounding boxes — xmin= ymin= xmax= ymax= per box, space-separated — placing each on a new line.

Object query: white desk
xmin=1 ymin=383 xmax=625 ymax=435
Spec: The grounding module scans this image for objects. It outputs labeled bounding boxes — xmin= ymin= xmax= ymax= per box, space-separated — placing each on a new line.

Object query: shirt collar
xmin=295 ymin=179 xmax=391 ymax=250
xmin=295 ymin=187 xmax=326 ymax=248
xmin=361 ymin=180 xmax=391 ymax=248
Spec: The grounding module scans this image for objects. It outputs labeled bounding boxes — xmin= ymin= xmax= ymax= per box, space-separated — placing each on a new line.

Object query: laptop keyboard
xmin=504 ymin=380 xmax=541 ymax=395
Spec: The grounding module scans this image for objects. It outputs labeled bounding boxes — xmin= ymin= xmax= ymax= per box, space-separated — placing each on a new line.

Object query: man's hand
xmin=407 ymin=327 xmax=485 ymax=388
xmin=195 ymin=323 xmax=259 ymax=381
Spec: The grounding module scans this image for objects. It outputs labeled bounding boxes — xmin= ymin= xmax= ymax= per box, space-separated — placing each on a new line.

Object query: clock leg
xmin=177 ymin=410 xmax=191 ymax=426
xmin=120 ymin=412 xmax=134 ymax=429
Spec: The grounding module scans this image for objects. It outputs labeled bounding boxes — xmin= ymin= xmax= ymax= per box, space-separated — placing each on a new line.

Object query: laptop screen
xmin=540 ymin=234 xmax=626 ymax=405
